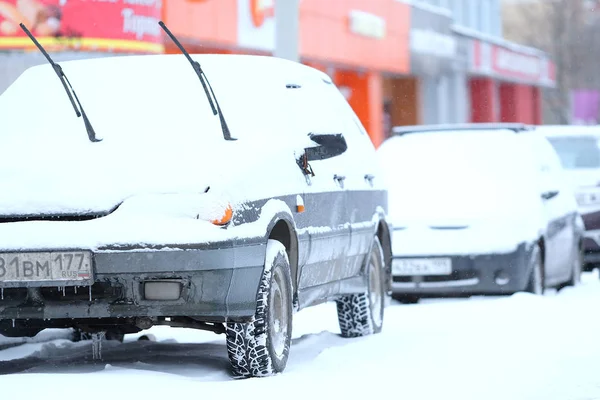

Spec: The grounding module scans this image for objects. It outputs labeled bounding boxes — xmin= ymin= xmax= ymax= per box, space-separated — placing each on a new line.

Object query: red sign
xmin=0 ymin=0 xmax=163 ymax=53
xmin=472 ymin=40 xmax=555 ymax=87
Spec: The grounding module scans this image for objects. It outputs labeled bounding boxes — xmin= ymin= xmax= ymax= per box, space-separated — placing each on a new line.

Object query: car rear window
xmin=546 ymin=136 xmax=600 ymax=169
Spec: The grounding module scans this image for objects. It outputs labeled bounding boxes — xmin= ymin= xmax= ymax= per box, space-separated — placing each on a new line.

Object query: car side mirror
xmin=304 ymin=133 xmax=348 ymax=161
xmin=541 ymin=190 xmax=560 ymax=200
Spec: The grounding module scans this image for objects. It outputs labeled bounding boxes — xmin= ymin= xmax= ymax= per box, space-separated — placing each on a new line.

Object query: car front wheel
xmin=336 ymin=236 xmax=386 ymax=337
xmin=525 ymin=244 xmax=544 ymax=295
xmin=568 ymin=246 xmax=583 ymax=287
xmin=226 ymin=239 xmax=293 ymax=378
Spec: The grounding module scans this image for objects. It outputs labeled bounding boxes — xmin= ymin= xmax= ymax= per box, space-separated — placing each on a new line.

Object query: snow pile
xmin=2 ymin=274 xmax=600 ymax=399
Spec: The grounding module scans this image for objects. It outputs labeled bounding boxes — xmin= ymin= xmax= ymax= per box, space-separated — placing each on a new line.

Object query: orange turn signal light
xmin=211 ymin=204 xmax=233 ymax=226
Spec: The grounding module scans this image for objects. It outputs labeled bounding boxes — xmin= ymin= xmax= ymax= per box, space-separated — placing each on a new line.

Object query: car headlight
xmin=207 ymin=203 xmax=233 ymax=226
xmin=576 ymin=191 xmax=600 ymax=206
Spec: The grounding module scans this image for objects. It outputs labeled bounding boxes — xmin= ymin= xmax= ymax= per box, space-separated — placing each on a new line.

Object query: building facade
xmin=0 ymin=0 xmax=554 ymax=147
xmin=413 ymin=0 xmax=554 ymax=130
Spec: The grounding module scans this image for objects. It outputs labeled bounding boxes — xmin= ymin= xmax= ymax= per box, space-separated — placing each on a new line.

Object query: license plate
xmin=0 ymin=251 xmax=93 ymax=284
xmin=392 ymin=257 xmax=452 ymax=276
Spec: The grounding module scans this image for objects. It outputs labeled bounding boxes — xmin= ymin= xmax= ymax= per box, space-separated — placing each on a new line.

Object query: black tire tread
xmin=336 ymin=236 xmax=385 ymax=338
xmin=225 ymin=239 xmax=291 ymax=378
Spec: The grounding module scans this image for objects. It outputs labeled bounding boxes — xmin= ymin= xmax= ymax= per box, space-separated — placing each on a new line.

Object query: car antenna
xmin=19 ymin=23 xmax=101 ymax=143
xmin=158 ymin=21 xmax=236 ymax=141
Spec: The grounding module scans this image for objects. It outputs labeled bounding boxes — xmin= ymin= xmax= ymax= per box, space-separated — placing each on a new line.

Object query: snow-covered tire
xmin=225 ymin=239 xmax=293 ymax=378
xmin=336 ymin=236 xmax=385 ymax=338
xmin=525 ymin=244 xmax=544 ymax=295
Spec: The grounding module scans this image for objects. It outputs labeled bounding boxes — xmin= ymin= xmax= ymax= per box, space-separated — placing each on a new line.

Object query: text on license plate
xmin=392 ymin=257 xmax=452 ymax=276
xmin=0 ymin=252 xmax=93 ymax=283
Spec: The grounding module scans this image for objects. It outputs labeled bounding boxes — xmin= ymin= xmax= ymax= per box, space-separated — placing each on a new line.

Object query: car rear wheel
xmin=392 ymin=294 xmax=420 ymax=304
xmin=225 ymin=239 xmax=293 ymax=378
xmin=525 ymin=244 xmax=544 ymax=295
xmin=336 ymin=236 xmax=385 ymax=338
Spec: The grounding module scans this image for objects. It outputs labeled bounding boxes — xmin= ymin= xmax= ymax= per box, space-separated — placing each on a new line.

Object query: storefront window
xmin=480 ymin=0 xmax=491 ymax=36
xmin=451 ymin=0 xmax=464 ymax=25
xmin=467 ymin=0 xmax=477 ymax=31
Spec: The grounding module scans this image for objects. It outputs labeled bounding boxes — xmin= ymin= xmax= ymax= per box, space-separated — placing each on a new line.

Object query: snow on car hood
xmin=378 ymin=132 xmax=541 ymax=226
xmin=0 ymin=140 xmax=215 ymax=216
xmin=377 ymin=131 xmax=545 ymax=248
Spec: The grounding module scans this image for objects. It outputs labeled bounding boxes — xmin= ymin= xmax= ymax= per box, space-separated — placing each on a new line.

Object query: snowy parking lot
xmin=1 ymin=273 xmax=600 ymax=400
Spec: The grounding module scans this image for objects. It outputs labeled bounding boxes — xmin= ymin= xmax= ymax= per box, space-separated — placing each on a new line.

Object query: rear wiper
xmin=158 ymin=21 xmax=236 ymax=141
xmin=20 ymin=23 xmax=101 ymax=143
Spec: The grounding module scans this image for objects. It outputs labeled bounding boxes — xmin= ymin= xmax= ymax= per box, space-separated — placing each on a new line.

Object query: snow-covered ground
xmin=2 ymin=273 xmax=600 ymax=400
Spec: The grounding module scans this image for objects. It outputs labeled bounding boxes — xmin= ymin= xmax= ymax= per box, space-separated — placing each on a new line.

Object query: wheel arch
xmin=376 ymin=218 xmax=393 ymax=294
xmin=268 ymin=218 xmax=299 ymax=296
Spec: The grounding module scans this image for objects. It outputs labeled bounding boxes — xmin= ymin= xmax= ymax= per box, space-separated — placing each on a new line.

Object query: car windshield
xmin=0 ymin=54 xmax=311 ymax=148
xmin=378 ymin=131 xmax=538 ymax=221
xmin=546 ymin=136 xmax=600 ymax=169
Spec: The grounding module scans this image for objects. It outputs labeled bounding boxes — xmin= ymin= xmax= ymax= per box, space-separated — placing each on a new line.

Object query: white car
xmin=0 ymin=22 xmax=392 ymax=377
xmin=537 ymin=125 xmax=600 ymax=271
xmin=377 ymin=124 xmax=583 ymax=303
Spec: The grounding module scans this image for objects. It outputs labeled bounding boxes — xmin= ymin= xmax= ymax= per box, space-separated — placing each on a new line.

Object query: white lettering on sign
xmin=122 ymin=8 xmax=161 ymax=39
xmin=123 ymin=0 xmax=162 ymax=6
xmin=410 ymin=29 xmax=456 ymax=58
xmin=494 ymin=47 xmax=541 ymax=78
xmin=349 ymin=10 xmax=386 ymax=40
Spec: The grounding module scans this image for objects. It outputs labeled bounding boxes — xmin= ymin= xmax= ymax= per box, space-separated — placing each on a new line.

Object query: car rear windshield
xmin=547 ymin=136 xmax=600 ymax=169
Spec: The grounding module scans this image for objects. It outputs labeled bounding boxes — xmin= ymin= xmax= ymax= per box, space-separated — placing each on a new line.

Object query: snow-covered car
xmin=537 ymin=125 xmax=600 ymax=272
xmin=0 ymin=23 xmax=392 ymax=377
xmin=377 ymin=124 xmax=583 ymax=303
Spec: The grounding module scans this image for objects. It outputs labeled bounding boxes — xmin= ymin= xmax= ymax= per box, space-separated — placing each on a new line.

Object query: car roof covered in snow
xmin=391 ymin=123 xmax=534 ymax=136
xmin=16 ymin=53 xmax=334 ymax=87
xmin=533 ymin=125 xmax=600 ymax=138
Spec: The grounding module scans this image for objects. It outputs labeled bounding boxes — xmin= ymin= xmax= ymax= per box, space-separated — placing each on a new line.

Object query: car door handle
xmin=333 ymin=174 xmax=346 ymax=188
xmin=541 ymin=190 xmax=559 ymax=200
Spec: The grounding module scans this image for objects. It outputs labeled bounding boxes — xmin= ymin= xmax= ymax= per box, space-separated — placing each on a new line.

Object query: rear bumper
xmin=391 ymin=243 xmax=532 ymax=296
xmin=0 ymin=243 xmax=266 ymax=322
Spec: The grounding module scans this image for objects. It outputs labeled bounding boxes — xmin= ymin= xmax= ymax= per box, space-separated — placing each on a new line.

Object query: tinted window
xmin=547 ymin=136 xmax=600 ymax=169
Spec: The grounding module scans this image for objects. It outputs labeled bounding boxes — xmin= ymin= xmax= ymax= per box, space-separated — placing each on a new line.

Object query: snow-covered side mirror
xmin=305 ymin=132 xmax=347 ymax=162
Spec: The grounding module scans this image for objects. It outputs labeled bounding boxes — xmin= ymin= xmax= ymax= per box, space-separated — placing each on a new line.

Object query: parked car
xmin=377 ymin=123 xmax=583 ymax=303
xmin=536 ymin=125 xmax=600 ymax=272
xmin=0 ymin=24 xmax=392 ymax=377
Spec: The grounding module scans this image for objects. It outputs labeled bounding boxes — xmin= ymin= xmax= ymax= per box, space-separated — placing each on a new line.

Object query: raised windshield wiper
xmin=158 ymin=21 xmax=236 ymax=141
xmin=20 ymin=23 xmax=101 ymax=143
